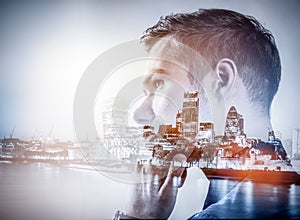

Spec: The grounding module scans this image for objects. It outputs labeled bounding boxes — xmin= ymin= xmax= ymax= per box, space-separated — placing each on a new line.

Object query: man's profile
xmin=121 ymin=8 xmax=284 ymax=219
xmin=134 ymin=8 xmax=281 ymax=139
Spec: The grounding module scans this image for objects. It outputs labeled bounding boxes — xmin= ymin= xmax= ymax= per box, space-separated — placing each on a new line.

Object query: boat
xmin=201 ymin=167 xmax=300 ymax=184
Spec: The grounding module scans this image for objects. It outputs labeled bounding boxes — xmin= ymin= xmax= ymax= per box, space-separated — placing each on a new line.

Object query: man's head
xmin=140 ymin=9 xmax=281 ymax=117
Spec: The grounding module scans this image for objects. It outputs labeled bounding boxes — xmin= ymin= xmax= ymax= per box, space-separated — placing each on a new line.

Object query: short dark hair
xmin=141 ymin=9 xmax=281 ymax=115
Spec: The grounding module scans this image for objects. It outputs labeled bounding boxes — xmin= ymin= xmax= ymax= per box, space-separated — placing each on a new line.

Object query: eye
xmin=154 ymin=79 xmax=164 ymax=89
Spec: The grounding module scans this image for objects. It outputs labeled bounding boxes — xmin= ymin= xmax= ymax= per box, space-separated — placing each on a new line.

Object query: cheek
xmin=152 ymin=86 xmax=184 ymax=123
xmin=159 ymin=80 xmax=187 ymax=106
xmin=152 ymin=96 xmax=178 ymax=125
xmin=153 ymin=95 xmax=176 ymax=114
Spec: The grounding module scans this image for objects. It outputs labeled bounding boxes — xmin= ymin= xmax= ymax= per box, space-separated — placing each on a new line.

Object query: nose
xmin=133 ymin=96 xmax=155 ymax=125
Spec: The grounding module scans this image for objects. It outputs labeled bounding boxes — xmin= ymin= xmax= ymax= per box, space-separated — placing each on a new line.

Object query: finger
xmin=170 ymin=166 xmax=186 ymax=177
xmin=158 ymin=165 xmax=186 ymax=195
xmin=177 ymin=168 xmax=187 ymax=188
xmin=167 ymin=165 xmax=187 ymax=188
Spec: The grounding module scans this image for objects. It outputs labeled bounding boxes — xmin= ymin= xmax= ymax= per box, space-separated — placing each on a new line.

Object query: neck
xmin=244 ymin=114 xmax=272 ymax=140
xmin=228 ymin=102 xmax=272 ymax=140
xmin=222 ymin=79 xmax=273 ymax=140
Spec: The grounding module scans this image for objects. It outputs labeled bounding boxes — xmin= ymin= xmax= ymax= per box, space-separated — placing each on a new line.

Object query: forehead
xmin=147 ymin=38 xmax=190 ymax=71
xmin=146 ymin=58 xmax=188 ymax=75
xmin=146 ymin=36 xmax=213 ymax=79
xmin=145 ymin=38 xmax=193 ymax=86
xmin=145 ymin=58 xmax=192 ymax=88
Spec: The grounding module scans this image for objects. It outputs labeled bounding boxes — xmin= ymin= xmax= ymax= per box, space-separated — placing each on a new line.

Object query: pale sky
xmin=0 ymin=0 xmax=299 ymax=141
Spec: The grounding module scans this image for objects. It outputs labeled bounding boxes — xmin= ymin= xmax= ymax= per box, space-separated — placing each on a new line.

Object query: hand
xmin=126 ymin=164 xmax=187 ymax=219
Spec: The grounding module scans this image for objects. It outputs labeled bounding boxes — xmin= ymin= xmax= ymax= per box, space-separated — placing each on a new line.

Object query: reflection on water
xmin=204 ymin=178 xmax=240 ymax=209
xmin=0 ymin=162 xmax=134 ymax=220
xmin=0 ymin=162 xmax=299 ymax=219
xmin=203 ymin=179 xmax=300 ymax=219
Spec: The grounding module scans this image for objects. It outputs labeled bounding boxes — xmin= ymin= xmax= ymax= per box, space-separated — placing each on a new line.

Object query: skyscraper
xmin=224 ymin=106 xmax=245 ymax=140
xmin=181 ymin=91 xmax=199 ymax=140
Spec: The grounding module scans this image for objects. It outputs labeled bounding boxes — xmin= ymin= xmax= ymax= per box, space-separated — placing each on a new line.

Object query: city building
xmin=158 ymin=124 xmax=180 ymax=145
xmin=181 ymin=91 xmax=199 ymax=140
xmin=224 ymin=106 xmax=245 ymax=143
xmin=101 ymin=97 xmax=129 ymax=139
xmin=292 ymin=129 xmax=300 ymax=159
xmin=176 ymin=110 xmax=183 ymax=134
xmin=196 ymin=122 xmax=215 ymax=144
xmin=143 ymin=125 xmax=155 ymax=138
xmin=101 ymin=97 xmax=144 ymax=160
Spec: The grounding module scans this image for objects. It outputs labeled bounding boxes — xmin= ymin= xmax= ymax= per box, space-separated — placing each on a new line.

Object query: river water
xmin=0 ymin=162 xmax=299 ymax=219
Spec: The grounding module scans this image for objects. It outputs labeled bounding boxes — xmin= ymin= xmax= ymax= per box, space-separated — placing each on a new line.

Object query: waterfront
xmin=0 ymin=162 xmax=299 ymax=219
xmin=203 ymin=179 xmax=300 ymax=219
xmin=0 ymin=162 xmax=134 ymax=220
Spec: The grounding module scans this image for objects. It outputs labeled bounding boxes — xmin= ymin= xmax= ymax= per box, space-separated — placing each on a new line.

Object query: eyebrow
xmin=150 ymin=68 xmax=169 ymax=75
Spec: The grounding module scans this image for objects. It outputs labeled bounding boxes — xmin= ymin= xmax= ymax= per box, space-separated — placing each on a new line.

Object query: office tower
xmin=224 ymin=106 xmax=245 ymax=140
xmin=182 ymin=91 xmax=199 ymax=140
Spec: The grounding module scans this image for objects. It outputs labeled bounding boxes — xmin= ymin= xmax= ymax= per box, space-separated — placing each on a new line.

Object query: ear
xmin=214 ymin=58 xmax=237 ymax=94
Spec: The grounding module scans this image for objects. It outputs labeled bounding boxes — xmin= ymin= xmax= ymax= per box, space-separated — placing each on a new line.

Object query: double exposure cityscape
xmin=1 ymin=91 xmax=299 ymax=177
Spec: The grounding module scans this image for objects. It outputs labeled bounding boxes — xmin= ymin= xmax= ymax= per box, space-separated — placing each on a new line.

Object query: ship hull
xmin=202 ymin=168 xmax=300 ymax=184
